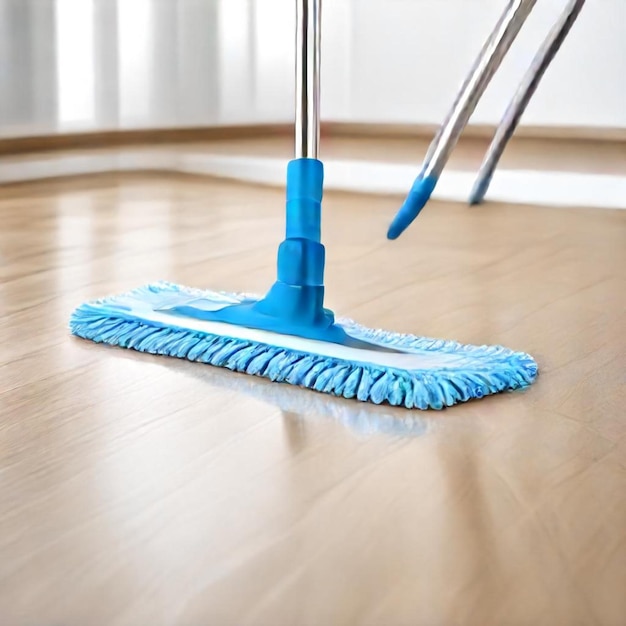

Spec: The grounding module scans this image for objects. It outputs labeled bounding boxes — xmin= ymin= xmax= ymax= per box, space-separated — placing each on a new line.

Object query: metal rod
xmin=295 ymin=0 xmax=321 ymax=159
xmin=469 ymin=0 xmax=586 ymax=204
xmin=421 ymin=0 xmax=538 ymax=180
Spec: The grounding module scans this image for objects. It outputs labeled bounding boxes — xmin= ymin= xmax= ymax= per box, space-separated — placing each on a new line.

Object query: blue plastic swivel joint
xmin=253 ymin=158 xmax=334 ymax=328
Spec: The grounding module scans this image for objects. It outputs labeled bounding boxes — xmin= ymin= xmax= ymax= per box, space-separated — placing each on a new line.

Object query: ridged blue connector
xmin=254 ymin=158 xmax=335 ymax=329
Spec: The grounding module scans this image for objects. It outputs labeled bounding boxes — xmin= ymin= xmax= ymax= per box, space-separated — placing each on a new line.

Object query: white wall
xmin=332 ymin=0 xmax=626 ymax=129
xmin=0 ymin=0 xmax=624 ymax=138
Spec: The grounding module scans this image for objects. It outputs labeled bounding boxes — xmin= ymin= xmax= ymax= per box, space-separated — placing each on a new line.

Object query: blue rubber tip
xmin=387 ymin=175 xmax=438 ymax=240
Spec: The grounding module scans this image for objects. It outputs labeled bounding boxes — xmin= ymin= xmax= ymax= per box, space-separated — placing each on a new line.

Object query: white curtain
xmin=0 ymin=0 xmax=295 ymax=138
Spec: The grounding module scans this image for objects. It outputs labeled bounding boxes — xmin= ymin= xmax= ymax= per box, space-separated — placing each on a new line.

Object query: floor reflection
xmin=150 ymin=353 xmax=430 ymax=440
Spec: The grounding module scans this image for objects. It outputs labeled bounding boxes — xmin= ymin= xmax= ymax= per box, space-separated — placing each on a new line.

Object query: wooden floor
xmin=1 ymin=169 xmax=625 ymax=625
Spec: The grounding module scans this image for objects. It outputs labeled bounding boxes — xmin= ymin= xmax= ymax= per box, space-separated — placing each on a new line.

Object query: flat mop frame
xmin=388 ymin=0 xmax=587 ymax=239
xmin=69 ymin=0 xmax=538 ymax=410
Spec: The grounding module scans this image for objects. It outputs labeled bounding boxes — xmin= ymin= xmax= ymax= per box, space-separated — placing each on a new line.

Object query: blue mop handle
xmin=248 ymin=0 xmax=332 ymax=331
xmin=279 ymin=0 xmax=324 ymax=288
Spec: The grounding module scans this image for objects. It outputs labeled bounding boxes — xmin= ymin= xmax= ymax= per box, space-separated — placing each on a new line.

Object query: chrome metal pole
xmin=469 ymin=0 xmax=586 ymax=204
xmin=295 ymin=0 xmax=321 ymax=159
xmin=421 ymin=0 xmax=538 ymax=180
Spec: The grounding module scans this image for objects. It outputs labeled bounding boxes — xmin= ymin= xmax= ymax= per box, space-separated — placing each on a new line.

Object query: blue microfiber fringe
xmin=69 ymin=282 xmax=538 ymax=410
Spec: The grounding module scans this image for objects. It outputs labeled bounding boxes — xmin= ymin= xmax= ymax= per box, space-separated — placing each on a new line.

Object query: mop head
xmin=69 ymin=281 xmax=538 ymax=410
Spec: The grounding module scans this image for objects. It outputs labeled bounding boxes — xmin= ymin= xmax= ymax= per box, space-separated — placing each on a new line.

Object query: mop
xmin=69 ymin=0 xmax=538 ymax=410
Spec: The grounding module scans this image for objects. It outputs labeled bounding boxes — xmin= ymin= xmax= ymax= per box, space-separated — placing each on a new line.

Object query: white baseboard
xmin=1 ymin=148 xmax=625 ymax=211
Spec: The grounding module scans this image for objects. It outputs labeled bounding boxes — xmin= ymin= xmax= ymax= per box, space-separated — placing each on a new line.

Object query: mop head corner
xmin=69 ymin=281 xmax=538 ymax=410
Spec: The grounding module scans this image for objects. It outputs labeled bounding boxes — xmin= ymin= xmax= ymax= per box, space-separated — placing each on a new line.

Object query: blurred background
xmin=0 ymin=0 xmax=624 ymax=139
